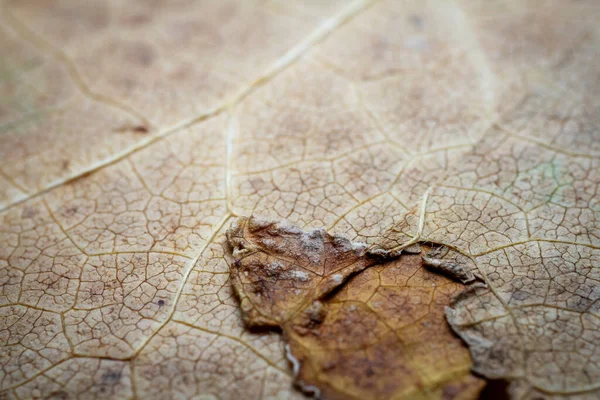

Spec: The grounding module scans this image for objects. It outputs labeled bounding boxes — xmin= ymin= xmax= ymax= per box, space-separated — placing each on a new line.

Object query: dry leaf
xmin=0 ymin=0 xmax=598 ymax=399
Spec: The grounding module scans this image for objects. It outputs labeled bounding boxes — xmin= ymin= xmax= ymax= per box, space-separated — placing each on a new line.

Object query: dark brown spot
xmin=114 ymin=125 xmax=149 ymax=134
xmin=131 ymin=125 xmax=149 ymax=134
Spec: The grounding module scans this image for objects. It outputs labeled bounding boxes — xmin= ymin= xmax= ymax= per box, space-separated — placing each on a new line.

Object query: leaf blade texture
xmin=0 ymin=0 xmax=598 ymax=399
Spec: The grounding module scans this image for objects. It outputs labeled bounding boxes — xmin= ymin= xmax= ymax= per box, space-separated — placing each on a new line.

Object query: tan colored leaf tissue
xmin=1 ymin=0 xmax=598 ymax=399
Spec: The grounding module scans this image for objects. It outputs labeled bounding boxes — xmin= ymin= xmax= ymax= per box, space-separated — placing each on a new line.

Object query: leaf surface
xmin=0 ymin=0 xmax=598 ymax=399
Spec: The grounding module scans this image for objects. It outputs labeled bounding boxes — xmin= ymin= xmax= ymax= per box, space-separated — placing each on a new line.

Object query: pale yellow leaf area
xmin=0 ymin=0 xmax=598 ymax=399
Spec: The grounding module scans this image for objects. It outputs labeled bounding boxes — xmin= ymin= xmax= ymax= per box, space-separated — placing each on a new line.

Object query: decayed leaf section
xmin=228 ymin=216 xmax=484 ymax=399
xmin=227 ymin=216 xmax=382 ymax=327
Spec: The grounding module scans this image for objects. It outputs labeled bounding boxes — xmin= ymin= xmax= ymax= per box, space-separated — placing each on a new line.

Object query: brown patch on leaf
xmin=227 ymin=217 xmax=484 ymax=399
xmin=227 ymin=216 xmax=386 ymax=327
xmin=284 ymin=247 xmax=485 ymax=400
